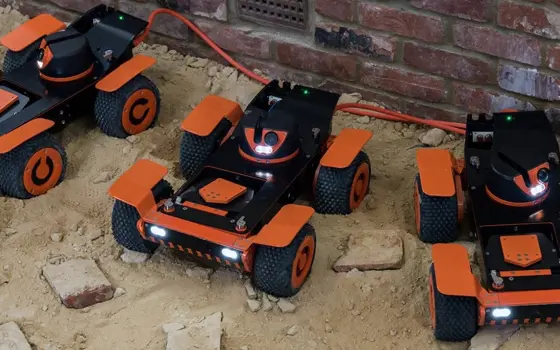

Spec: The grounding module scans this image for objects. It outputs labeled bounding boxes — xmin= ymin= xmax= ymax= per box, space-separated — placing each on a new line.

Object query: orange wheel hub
xmin=350 ymin=162 xmax=370 ymax=210
xmin=121 ymin=89 xmax=158 ymax=135
xmin=291 ymin=236 xmax=315 ymax=289
xmin=23 ymin=148 xmax=63 ymax=196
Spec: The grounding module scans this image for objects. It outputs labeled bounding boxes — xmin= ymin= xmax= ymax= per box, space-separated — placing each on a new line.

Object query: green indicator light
xmin=119 ymin=15 xmax=125 ymax=20
xmin=302 ymin=89 xmax=310 ymax=95
xmin=506 ymin=115 xmax=513 ymax=121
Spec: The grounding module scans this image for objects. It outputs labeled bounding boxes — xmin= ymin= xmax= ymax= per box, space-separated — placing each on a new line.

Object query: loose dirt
xmin=0 ymin=6 xmax=559 ymax=350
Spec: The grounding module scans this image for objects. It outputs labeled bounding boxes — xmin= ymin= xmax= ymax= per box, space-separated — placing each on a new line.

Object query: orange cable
xmin=135 ymin=9 xmax=466 ymax=135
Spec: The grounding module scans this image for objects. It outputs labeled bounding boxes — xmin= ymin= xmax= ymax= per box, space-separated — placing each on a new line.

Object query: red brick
xmin=402 ymin=101 xmax=465 ymax=123
xmin=498 ymin=65 xmax=559 ymax=101
xmin=119 ymin=1 xmax=189 ymax=39
xmin=498 ymin=2 xmax=560 ymax=40
xmin=315 ymin=22 xmax=396 ymax=61
xmin=357 ymin=3 xmax=444 ymax=43
xmin=403 ymin=42 xmax=493 ymax=84
xmin=452 ymin=83 xmax=536 ymax=113
xmin=276 ymin=42 xmax=357 ymax=81
xmin=157 ymin=0 xmax=189 ymax=12
xmin=548 ymin=45 xmax=560 ymax=71
xmin=410 ymin=0 xmax=491 ymax=22
xmin=190 ymin=0 xmax=227 ymax=21
xmin=453 ymin=23 xmax=541 ymax=66
xmin=316 ymin=0 xmax=355 ymax=22
xmin=320 ymin=80 xmax=401 ymax=110
xmin=360 ymin=63 xmax=446 ymax=102
xmin=237 ymin=57 xmax=325 ymax=87
xmin=195 ymin=21 xmax=270 ymax=59
xmin=18 ymin=1 xmax=76 ymax=22
xmin=49 ymin=0 xmax=116 ymax=13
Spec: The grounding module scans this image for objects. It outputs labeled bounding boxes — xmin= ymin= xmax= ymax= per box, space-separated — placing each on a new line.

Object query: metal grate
xmin=238 ymin=0 xmax=308 ymax=31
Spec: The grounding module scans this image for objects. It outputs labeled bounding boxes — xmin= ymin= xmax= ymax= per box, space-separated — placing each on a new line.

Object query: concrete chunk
xmin=166 ymin=312 xmax=222 ymax=350
xmin=0 ymin=322 xmax=32 ymax=350
xmin=42 ymin=259 xmax=114 ymax=309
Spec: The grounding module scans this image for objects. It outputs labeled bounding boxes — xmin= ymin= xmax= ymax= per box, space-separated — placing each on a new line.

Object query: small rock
xmin=186 ymin=266 xmax=213 ymax=280
xmin=277 ymin=298 xmax=296 ymax=313
xmin=50 ymin=233 xmax=63 ymax=243
xmin=247 ymin=299 xmax=261 ymax=312
xmin=210 ymin=81 xmax=222 ymax=94
xmin=338 ymin=92 xmax=362 ymax=104
xmin=92 ymin=172 xmax=111 ymax=184
xmin=204 ymin=79 xmax=212 ymax=90
xmin=449 ymin=134 xmax=457 ymax=141
xmin=122 ymin=145 xmax=132 ymax=154
xmin=113 ymin=287 xmax=126 ymax=298
xmin=356 ymin=116 xmax=370 ymax=124
xmin=207 ymin=66 xmax=218 ymax=77
xmin=42 ymin=258 xmax=114 ymax=309
xmin=390 ymin=329 xmax=397 ymax=336
xmin=442 ymin=135 xmax=452 ymax=144
xmin=189 ymin=58 xmax=208 ymax=68
xmin=0 ymin=272 xmax=8 ymax=285
xmin=361 ymin=284 xmax=372 ymax=293
xmin=346 ymin=268 xmax=365 ymax=278
xmin=121 ymin=249 xmax=150 ymax=263
xmin=267 ymin=294 xmax=279 ymax=303
xmin=394 ymin=123 xmax=404 ymax=132
xmin=87 ymin=228 xmax=103 ymax=241
xmin=42 ymin=305 xmax=48 ymax=311
xmin=240 ymin=346 xmax=249 ymax=350
xmin=364 ymin=195 xmax=375 ymax=210
xmin=166 ymin=312 xmax=222 ymax=350
xmin=325 ymin=324 xmax=333 ymax=333
xmin=0 ymin=322 xmax=32 ymax=350
xmin=419 ymin=128 xmax=447 ymax=147
xmin=162 ymin=322 xmax=185 ymax=334
xmin=244 ymin=280 xmax=257 ymax=300
xmin=402 ymin=130 xmax=414 ymax=139
xmin=262 ymin=296 xmax=273 ymax=312
xmin=222 ymin=67 xmax=235 ymax=77
xmin=3 ymin=228 xmax=16 ymax=236
xmin=126 ymin=135 xmax=139 ymax=143
xmin=469 ymin=325 xmax=519 ymax=350
xmin=333 ymin=229 xmax=405 ymax=272
xmin=286 ymin=325 xmax=299 ymax=336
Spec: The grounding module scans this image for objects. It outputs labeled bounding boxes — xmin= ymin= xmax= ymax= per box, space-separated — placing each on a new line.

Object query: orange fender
xmin=108 ymin=159 xmax=168 ymax=214
xmin=181 ymin=95 xmax=243 ymax=137
xmin=416 ymin=148 xmax=456 ymax=197
xmin=0 ymin=118 xmax=55 ymax=154
xmin=432 ymin=244 xmax=478 ymax=297
xmin=320 ymin=128 xmax=372 ymax=168
xmin=0 ymin=14 xmax=65 ymax=52
xmin=250 ymin=204 xmax=315 ymax=248
xmin=96 ymin=55 xmax=156 ymax=93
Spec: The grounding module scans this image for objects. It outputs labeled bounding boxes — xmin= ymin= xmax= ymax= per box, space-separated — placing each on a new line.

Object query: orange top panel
xmin=0 ymin=89 xmax=18 ymax=114
xmin=181 ymin=95 xmax=243 ymax=137
xmin=416 ymin=148 xmax=456 ymax=197
xmin=96 ymin=55 xmax=156 ymax=92
xmin=0 ymin=118 xmax=54 ymax=154
xmin=1 ymin=14 xmax=65 ymax=52
xmin=320 ymin=128 xmax=373 ymax=168
xmin=432 ymin=243 xmax=478 ymax=297
xmin=199 ymin=178 xmax=247 ymax=204
xmin=501 ymin=234 xmax=542 ymax=268
xmin=250 ymin=204 xmax=315 ymax=248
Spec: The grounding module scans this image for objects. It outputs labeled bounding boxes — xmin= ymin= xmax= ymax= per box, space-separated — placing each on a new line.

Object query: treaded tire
xmin=179 ymin=118 xmax=232 ymax=179
xmin=0 ymin=133 xmax=67 ymax=199
xmin=314 ymin=151 xmax=371 ymax=215
xmin=415 ymin=175 xmax=458 ymax=243
xmin=94 ymin=75 xmax=160 ymax=139
xmin=111 ymin=180 xmax=173 ymax=254
xmin=252 ymin=223 xmax=316 ymax=298
xmin=429 ymin=265 xmax=478 ymax=342
xmin=3 ymin=41 xmax=41 ymax=74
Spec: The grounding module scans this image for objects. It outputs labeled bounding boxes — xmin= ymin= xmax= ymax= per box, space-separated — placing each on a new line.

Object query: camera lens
xmin=264 ymin=132 xmax=279 ymax=146
xmin=538 ymin=168 xmax=549 ymax=183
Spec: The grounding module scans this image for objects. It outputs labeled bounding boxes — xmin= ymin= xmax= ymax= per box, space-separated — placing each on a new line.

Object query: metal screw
xmin=514 ymin=226 xmax=518 ymax=232
xmin=163 ymin=199 xmax=174 ymax=211
xmin=230 ymin=219 xmax=236 ymax=223
xmin=486 ymin=252 xmax=490 ymax=256
xmin=470 ymin=156 xmax=480 ymax=169
xmin=175 ymin=196 xmax=183 ymax=204
xmin=553 ymin=249 xmax=556 ymax=253
xmin=103 ymin=50 xmax=113 ymax=60
xmin=509 ymin=277 xmax=514 ymax=281
xmin=471 ymin=186 xmax=477 ymax=190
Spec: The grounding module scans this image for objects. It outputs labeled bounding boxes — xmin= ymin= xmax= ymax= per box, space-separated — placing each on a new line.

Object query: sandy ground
xmin=1 ymin=6 xmax=559 ymax=350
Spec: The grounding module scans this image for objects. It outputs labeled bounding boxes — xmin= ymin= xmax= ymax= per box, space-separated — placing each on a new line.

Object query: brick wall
xmin=6 ymin=0 xmax=560 ymax=122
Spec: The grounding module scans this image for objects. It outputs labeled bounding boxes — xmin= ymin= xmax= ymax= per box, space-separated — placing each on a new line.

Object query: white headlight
xmin=255 ymin=145 xmax=273 ymax=155
xmin=150 ymin=226 xmax=166 ymax=237
xmin=492 ymin=308 xmax=511 ymax=318
xmin=37 ymin=60 xmax=44 ymax=69
xmin=530 ymin=183 xmax=545 ymax=196
xmin=255 ymin=171 xmax=273 ymax=179
xmin=221 ymin=248 xmax=239 ymax=259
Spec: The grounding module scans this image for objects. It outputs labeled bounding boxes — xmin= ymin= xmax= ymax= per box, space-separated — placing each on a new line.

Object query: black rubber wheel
xmin=429 ymin=265 xmax=478 ymax=342
xmin=3 ymin=41 xmax=40 ymax=74
xmin=179 ymin=118 xmax=232 ymax=179
xmin=314 ymin=151 xmax=371 ymax=215
xmin=94 ymin=75 xmax=161 ymax=139
xmin=414 ymin=175 xmax=458 ymax=243
xmin=0 ymin=133 xmax=67 ymax=199
xmin=252 ymin=223 xmax=316 ymax=298
xmin=111 ymin=180 xmax=173 ymax=254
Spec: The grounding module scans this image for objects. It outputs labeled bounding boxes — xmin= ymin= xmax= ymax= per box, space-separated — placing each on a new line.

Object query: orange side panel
xmin=0 ymin=14 xmax=65 ymax=52
xmin=180 ymin=95 xmax=243 ymax=137
xmin=501 ymin=234 xmax=542 ymax=267
xmin=320 ymin=128 xmax=373 ymax=168
xmin=0 ymin=118 xmax=54 ymax=154
xmin=0 ymin=89 xmax=18 ymax=114
xmin=199 ymin=178 xmax=247 ymax=204
xmin=250 ymin=204 xmax=315 ymax=248
xmin=417 ymin=148 xmax=456 ymax=197
xmin=432 ymin=244 xmax=478 ymax=297
xmin=96 ymin=55 xmax=156 ymax=92
xmin=107 ymin=159 xmax=168 ymax=214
